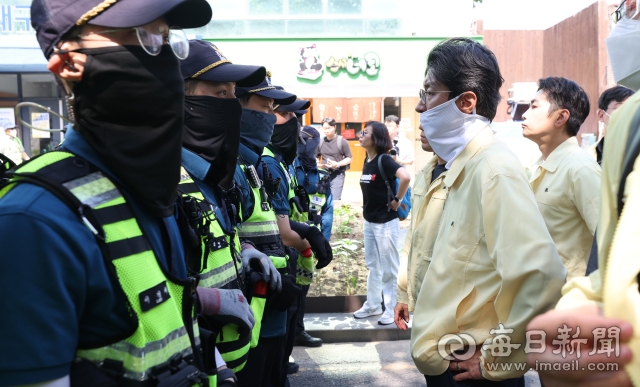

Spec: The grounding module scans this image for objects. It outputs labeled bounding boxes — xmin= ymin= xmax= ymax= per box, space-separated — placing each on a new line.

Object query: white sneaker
xmin=353 ymin=305 xmax=383 ymax=319
xmin=377 ymin=313 xmax=394 ymax=325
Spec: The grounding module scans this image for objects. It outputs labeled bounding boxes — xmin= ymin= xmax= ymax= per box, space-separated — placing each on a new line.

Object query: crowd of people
xmin=1 ymin=0 xmax=640 ymax=387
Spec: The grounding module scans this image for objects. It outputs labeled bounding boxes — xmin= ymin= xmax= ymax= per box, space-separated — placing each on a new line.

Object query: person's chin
xmin=421 ymin=144 xmax=433 ymax=152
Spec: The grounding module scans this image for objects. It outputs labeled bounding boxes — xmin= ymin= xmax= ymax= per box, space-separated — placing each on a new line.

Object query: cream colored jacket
xmin=556 ymin=92 xmax=640 ymax=387
xmin=530 ymin=137 xmax=601 ymax=281
xmin=397 ymin=156 xmax=448 ymax=312
xmin=410 ymin=127 xmax=567 ymax=381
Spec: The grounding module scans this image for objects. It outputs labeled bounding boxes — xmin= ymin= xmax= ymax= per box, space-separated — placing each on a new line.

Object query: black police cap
xmin=31 ymin=0 xmax=212 ymax=59
xmin=235 ymin=76 xmax=297 ymax=106
xmin=180 ymin=40 xmax=266 ymax=88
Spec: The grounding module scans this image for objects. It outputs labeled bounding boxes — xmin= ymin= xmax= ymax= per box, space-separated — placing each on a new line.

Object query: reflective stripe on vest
xmin=178 ymin=167 xmax=242 ymax=289
xmin=236 ymin=164 xmax=282 ymax=251
xmin=2 ymin=152 xmax=200 ymax=382
xmin=179 ymin=167 xmax=249 ymax=372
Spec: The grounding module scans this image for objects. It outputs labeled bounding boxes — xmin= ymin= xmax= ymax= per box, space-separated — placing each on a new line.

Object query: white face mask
xmin=419 ymin=95 xmax=490 ymax=169
xmin=606 ymin=18 xmax=640 ymax=91
xmin=9 ymin=129 xmax=17 ymax=138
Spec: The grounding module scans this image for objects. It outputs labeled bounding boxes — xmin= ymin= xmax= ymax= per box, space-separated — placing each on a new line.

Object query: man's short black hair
xmin=365 ymin=121 xmax=392 ymax=155
xmin=384 ymin=115 xmax=400 ymax=125
xmin=426 ymin=38 xmax=504 ymax=121
xmin=322 ymin=117 xmax=336 ymax=127
xmin=598 ymin=85 xmax=634 ymax=111
xmin=537 ymin=77 xmax=590 ymax=137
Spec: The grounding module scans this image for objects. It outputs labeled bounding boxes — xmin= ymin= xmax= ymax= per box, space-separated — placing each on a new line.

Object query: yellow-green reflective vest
xmin=261 ymin=149 xmax=316 ymax=286
xmin=236 ymin=163 xmax=289 ymax=347
xmin=262 ymin=147 xmax=308 ymax=223
xmin=178 ymin=168 xmax=250 ymax=373
xmin=0 ymin=152 xmax=204 ymax=384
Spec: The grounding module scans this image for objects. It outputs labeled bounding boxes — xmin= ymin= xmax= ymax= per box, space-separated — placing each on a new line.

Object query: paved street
xmin=289 ymin=340 xmax=542 ymax=387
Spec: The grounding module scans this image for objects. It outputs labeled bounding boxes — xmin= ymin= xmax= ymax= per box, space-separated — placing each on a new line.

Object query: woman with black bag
xmin=355 ymin=121 xmax=411 ymax=325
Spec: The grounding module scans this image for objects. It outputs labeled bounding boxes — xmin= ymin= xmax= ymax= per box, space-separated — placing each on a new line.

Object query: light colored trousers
xmin=362 ymin=218 xmax=400 ymax=318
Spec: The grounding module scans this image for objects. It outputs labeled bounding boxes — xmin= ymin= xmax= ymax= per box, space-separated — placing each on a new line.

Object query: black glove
xmin=289 ymin=220 xmax=333 ymax=269
xmin=269 ymin=272 xmax=300 ymax=312
xmin=305 ymin=226 xmax=333 ymax=269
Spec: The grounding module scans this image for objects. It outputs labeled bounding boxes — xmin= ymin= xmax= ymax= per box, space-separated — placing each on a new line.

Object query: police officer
xmin=179 ymin=39 xmax=280 ymax=386
xmin=266 ymin=94 xmax=334 ymax=386
xmin=291 ymin=125 xmax=332 ymax=349
xmin=232 ymin=76 xmax=300 ymax=387
xmin=0 ymin=1 xmax=232 ymax=386
xmin=2 ymin=124 xmax=30 ymax=165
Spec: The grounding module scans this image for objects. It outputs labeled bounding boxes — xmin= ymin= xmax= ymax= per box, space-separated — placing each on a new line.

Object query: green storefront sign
xmin=203 ymin=37 xmax=483 ymax=90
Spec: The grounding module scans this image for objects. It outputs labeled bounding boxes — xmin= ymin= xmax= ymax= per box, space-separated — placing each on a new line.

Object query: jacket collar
xmin=443 ymin=126 xmax=493 ymax=188
xmin=181 ymin=148 xmax=210 ymax=181
xmin=239 ymin=142 xmax=260 ymax=167
xmin=536 ymin=136 xmax=579 ymax=173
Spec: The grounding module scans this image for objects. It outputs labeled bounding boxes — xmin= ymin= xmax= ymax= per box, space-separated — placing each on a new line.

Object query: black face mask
xmin=271 ymin=117 xmax=300 ymax=166
xmin=183 ymin=96 xmax=242 ymax=190
xmin=72 ymin=45 xmax=184 ymax=218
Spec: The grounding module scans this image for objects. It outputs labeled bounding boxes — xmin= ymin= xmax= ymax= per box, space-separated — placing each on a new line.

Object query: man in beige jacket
xmin=522 ymin=77 xmax=601 ymax=281
xmin=394 ymin=120 xmax=447 ymax=330
xmin=412 ymin=38 xmax=567 ymax=386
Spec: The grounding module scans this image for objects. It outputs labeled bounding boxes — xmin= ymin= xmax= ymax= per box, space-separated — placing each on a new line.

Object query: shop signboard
xmin=312 ymin=97 xmax=382 ymax=123
xmin=342 ymin=129 xmax=355 ymax=140
xmin=31 ymin=112 xmax=50 ymax=138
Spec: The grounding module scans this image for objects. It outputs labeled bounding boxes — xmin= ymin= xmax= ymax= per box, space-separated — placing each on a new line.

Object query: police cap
xmin=31 ymin=0 xmax=213 ymax=59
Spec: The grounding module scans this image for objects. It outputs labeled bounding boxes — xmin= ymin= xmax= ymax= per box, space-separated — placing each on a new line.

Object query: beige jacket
xmin=410 ymin=127 xmax=567 ymax=381
xmin=397 ymin=156 xmax=448 ymax=312
xmin=529 ymin=137 xmax=601 ymax=281
xmin=556 ymin=92 xmax=640 ymax=386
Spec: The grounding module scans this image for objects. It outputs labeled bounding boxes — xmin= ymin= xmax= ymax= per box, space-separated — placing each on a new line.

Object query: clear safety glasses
xmin=77 ymin=22 xmax=189 ymax=60
xmin=612 ymin=0 xmax=639 ymax=24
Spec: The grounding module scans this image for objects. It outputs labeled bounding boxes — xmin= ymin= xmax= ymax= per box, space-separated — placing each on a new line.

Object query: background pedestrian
xmin=315 ymin=117 xmax=352 ymax=200
xmin=355 ymin=121 xmax=410 ymax=326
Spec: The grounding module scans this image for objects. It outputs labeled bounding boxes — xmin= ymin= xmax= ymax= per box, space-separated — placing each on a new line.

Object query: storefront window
xmin=364 ymin=0 xmax=399 ymax=14
xmin=247 ymin=20 xmax=285 ymax=36
xmin=326 ymin=19 xmax=364 ymax=36
xmin=383 ymin=97 xmax=401 ymax=120
xmin=248 ymin=0 xmax=283 ymax=15
xmin=205 ymin=20 xmax=246 ymax=37
xmin=328 ymin=0 xmax=362 ymax=14
xmin=289 ymin=0 xmax=322 ymax=14
xmin=365 ymin=19 xmax=401 ymax=36
xmin=21 ymin=74 xmax=57 ymax=98
xmin=287 ymin=19 xmax=324 ymax=36
xmin=0 ymin=74 xmax=19 ymax=98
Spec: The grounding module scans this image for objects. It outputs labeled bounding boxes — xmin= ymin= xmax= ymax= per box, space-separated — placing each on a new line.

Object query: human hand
xmin=450 ymin=347 xmax=484 ymax=381
xmin=394 ymin=303 xmax=409 ymax=330
xmin=389 ymin=199 xmax=401 ymax=211
xmin=527 ymin=304 xmax=634 ymax=387
xmin=197 ymin=288 xmax=256 ymax=336
xmin=242 ymin=248 xmax=282 ymax=292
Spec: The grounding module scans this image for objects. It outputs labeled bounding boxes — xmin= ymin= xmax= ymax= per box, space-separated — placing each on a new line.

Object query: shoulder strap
xmin=618 ymin=105 xmax=640 ymax=216
xmin=338 ymin=136 xmax=346 ymax=157
xmin=377 ymin=154 xmax=394 ymax=213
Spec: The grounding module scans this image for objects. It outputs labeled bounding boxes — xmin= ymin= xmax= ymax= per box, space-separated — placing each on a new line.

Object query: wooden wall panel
xmin=542 ymin=1 xmax=607 ymax=138
xmin=484 ymin=30 xmax=544 ymax=123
